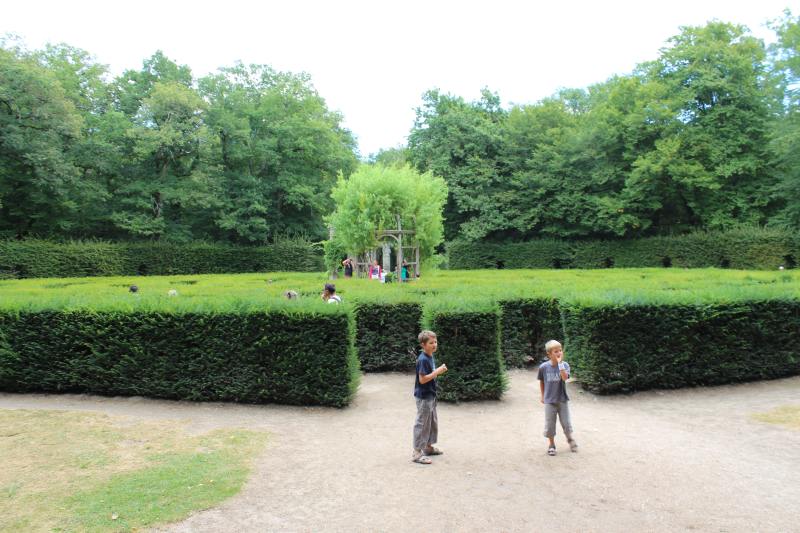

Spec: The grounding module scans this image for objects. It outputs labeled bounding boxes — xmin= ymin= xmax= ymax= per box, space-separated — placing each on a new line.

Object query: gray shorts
xmin=543 ymin=401 xmax=573 ymax=438
xmin=413 ymin=397 xmax=438 ymax=450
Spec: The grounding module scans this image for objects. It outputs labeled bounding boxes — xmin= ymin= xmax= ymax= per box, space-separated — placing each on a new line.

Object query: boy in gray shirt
xmin=537 ymin=339 xmax=578 ymax=456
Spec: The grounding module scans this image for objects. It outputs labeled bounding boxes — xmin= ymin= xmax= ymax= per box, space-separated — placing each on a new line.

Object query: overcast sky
xmin=2 ymin=0 xmax=793 ymax=157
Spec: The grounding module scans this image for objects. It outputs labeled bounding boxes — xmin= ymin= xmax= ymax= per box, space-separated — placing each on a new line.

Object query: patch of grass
xmin=0 ymin=410 xmax=267 ymax=533
xmin=752 ymin=405 xmax=800 ymax=430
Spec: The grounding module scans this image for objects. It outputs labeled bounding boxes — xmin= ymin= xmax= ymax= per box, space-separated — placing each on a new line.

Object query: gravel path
xmin=2 ymin=370 xmax=799 ymax=533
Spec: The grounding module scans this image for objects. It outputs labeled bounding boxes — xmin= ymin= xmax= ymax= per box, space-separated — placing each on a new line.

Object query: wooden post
xmin=328 ymin=226 xmax=337 ymax=279
xmin=382 ymin=242 xmax=390 ymax=278
xmin=396 ymin=215 xmax=403 ymax=281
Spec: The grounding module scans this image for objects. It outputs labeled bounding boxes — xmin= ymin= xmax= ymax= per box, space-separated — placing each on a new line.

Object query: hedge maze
xmin=1 ymin=292 xmax=799 ymax=405
xmin=1 ymin=230 xmax=799 ymax=405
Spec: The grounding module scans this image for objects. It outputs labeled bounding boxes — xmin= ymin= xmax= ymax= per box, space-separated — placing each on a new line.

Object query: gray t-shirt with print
xmin=537 ymin=361 xmax=570 ymax=404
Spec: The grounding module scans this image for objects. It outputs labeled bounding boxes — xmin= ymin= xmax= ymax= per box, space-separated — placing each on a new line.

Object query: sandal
xmin=412 ymin=451 xmax=432 ymax=464
xmin=547 ymin=445 xmax=556 ymax=456
xmin=568 ymin=439 xmax=578 ymax=453
xmin=423 ymin=446 xmax=443 ymax=456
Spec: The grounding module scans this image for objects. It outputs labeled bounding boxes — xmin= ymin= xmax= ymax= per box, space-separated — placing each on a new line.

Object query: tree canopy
xmin=2 ymin=11 xmax=799 ymax=247
xmin=0 ymin=44 xmax=357 ymax=242
xmin=325 ymin=164 xmax=447 ymax=268
xmin=408 ymin=16 xmax=800 ymax=242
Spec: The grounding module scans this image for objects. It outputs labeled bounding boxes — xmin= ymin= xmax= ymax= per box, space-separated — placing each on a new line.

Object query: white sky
xmin=2 ymin=0 xmax=794 ymax=157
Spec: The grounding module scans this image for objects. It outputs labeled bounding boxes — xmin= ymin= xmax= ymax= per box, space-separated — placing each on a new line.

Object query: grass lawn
xmin=753 ymin=405 xmax=800 ymax=430
xmin=0 ymin=409 xmax=267 ymax=532
xmin=0 ymin=268 xmax=798 ymax=312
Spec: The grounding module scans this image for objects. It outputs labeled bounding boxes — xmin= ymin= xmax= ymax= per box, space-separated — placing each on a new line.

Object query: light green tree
xmin=325 ymin=164 xmax=447 ymax=271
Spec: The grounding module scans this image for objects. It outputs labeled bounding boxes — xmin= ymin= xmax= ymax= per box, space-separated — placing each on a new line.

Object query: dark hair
xmin=324 ymin=283 xmax=336 ymax=293
xmin=129 ymin=285 xmax=139 ymax=293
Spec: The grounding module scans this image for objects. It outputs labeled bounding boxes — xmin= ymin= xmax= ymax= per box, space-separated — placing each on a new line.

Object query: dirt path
xmin=2 ymin=371 xmax=799 ymax=533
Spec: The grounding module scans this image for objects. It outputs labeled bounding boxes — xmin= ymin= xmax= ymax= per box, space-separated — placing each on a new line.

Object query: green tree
xmin=634 ymin=22 xmax=779 ymax=231
xmin=111 ymin=51 xmax=193 ymax=117
xmin=325 ymin=164 xmax=447 ymax=269
xmin=368 ymin=146 xmax=410 ymax=167
xmin=111 ymin=81 xmax=218 ymax=240
xmin=199 ymin=63 xmax=357 ymax=242
xmin=32 ymin=44 xmax=125 ymax=237
xmin=408 ymin=88 xmax=508 ymax=241
xmin=0 ymin=48 xmax=84 ymax=238
xmin=768 ymin=10 xmax=800 ymax=225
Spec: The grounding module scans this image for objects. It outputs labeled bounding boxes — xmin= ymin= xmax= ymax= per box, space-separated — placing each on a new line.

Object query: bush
xmin=354 ymin=301 xmax=422 ymax=371
xmin=426 ymin=303 xmax=506 ymax=401
xmin=449 ymin=227 xmax=799 ymax=270
xmin=448 ymin=240 xmax=571 ymax=270
xmin=0 ymin=308 xmax=358 ymax=407
xmin=499 ymin=298 xmax=562 ymax=368
xmin=562 ymin=300 xmax=800 ymax=394
xmin=0 ymin=239 xmax=324 ymax=279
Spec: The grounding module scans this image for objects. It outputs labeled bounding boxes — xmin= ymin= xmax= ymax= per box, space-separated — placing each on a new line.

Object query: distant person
xmin=321 ymin=283 xmax=342 ymax=304
xmin=538 ymin=340 xmax=578 ymax=456
xmin=342 ymin=258 xmax=354 ymax=278
xmin=412 ymin=330 xmax=448 ymax=465
xmin=369 ymin=259 xmax=382 ymax=281
xmin=284 ymin=290 xmax=298 ymax=300
xmin=401 ymin=260 xmax=409 ymax=282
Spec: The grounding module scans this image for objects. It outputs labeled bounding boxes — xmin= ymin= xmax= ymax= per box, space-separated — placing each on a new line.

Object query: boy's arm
xmin=419 ymin=371 xmax=435 ymax=384
xmin=539 ymin=379 xmax=545 ymax=403
xmin=419 ymin=365 xmax=446 ymax=384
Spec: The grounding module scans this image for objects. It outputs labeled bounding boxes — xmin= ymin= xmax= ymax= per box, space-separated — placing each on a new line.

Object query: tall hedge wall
xmin=427 ymin=306 xmax=506 ymax=401
xmin=448 ymin=240 xmax=570 ymax=270
xmin=449 ymin=227 xmax=799 ymax=270
xmin=354 ymin=301 xmax=422 ymax=371
xmin=0 ymin=239 xmax=324 ymax=279
xmin=561 ymin=300 xmax=800 ymax=394
xmin=499 ymin=298 xmax=562 ymax=368
xmin=0 ymin=309 xmax=358 ymax=407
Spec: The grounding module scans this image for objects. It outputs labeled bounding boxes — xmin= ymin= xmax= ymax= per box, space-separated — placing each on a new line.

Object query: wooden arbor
xmin=352 ymin=215 xmax=420 ymax=281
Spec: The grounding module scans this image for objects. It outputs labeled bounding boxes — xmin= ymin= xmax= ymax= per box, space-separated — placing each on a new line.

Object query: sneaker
xmin=412 ymin=450 xmax=432 ymax=464
xmin=547 ymin=445 xmax=556 ymax=456
xmin=568 ymin=439 xmax=578 ymax=452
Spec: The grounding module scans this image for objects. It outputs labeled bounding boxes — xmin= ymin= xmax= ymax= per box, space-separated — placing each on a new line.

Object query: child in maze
xmin=412 ymin=330 xmax=448 ymax=464
xmin=538 ymin=339 xmax=578 ymax=456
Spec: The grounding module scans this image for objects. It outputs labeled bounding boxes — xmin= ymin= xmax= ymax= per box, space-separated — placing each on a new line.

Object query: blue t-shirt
xmin=414 ymin=352 xmax=436 ymax=399
xmin=537 ymin=361 xmax=570 ymax=404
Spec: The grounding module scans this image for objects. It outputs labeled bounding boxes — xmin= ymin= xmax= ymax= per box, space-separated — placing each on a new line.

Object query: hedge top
xmin=1 ymin=269 xmax=798 ymax=313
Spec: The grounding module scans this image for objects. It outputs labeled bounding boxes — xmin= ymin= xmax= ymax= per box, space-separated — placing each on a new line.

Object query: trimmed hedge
xmin=448 ymin=240 xmax=570 ymax=270
xmin=449 ymin=227 xmax=799 ymax=271
xmin=562 ymin=300 xmax=800 ymax=394
xmin=0 ymin=239 xmax=324 ymax=279
xmin=354 ymin=301 xmax=422 ymax=371
xmin=0 ymin=309 xmax=358 ymax=407
xmin=499 ymin=298 xmax=562 ymax=368
xmin=427 ymin=305 xmax=506 ymax=401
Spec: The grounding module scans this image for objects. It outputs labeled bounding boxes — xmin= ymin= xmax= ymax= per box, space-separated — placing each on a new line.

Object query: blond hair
xmin=418 ymin=330 xmax=437 ymax=346
xmin=544 ymin=339 xmax=562 ymax=353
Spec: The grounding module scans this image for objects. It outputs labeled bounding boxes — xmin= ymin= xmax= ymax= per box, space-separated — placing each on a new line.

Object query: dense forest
xmin=1 ymin=11 xmax=799 ymax=245
xmin=0 ymin=45 xmax=358 ymax=242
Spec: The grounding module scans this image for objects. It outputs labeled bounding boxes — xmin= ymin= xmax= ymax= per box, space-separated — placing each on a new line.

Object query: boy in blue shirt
xmin=538 ymin=339 xmax=578 ymax=456
xmin=412 ymin=330 xmax=448 ymax=464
